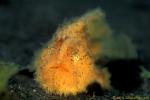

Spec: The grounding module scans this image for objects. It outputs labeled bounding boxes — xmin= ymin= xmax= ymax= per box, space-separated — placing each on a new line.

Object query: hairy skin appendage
xmin=34 ymin=9 xmax=111 ymax=96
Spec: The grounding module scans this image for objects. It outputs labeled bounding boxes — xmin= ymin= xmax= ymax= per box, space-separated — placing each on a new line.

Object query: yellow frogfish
xmin=34 ymin=9 xmax=111 ymax=96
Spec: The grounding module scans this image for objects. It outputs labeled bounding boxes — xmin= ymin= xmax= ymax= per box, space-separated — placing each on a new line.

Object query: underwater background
xmin=0 ymin=0 xmax=150 ymax=100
